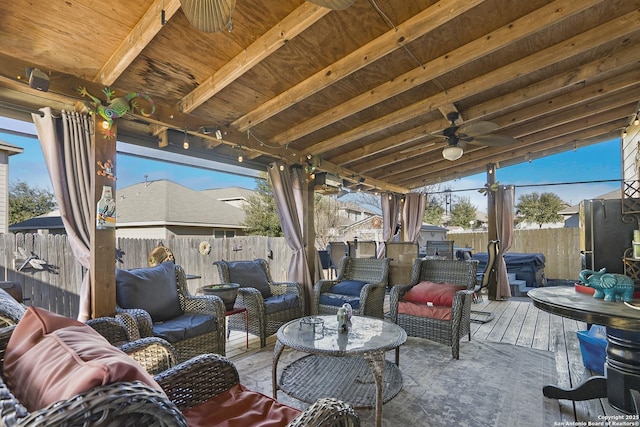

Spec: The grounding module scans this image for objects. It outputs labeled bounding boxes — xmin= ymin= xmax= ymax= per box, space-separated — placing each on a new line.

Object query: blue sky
xmin=0 ymin=116 xmax=621 ymax=212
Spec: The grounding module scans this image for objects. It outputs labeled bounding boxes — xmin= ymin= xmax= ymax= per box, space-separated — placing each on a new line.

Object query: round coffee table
xmin=272 ymin=315 xmax=407 ymax=427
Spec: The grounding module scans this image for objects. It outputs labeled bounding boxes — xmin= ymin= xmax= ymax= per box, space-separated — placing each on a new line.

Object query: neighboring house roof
xmin=339 ymin=200 xmax=378 ymax=216
xmin=0 ymin=140 xmax=24 ymax=155
xmin=9 ymin=210 xmax=64 ymax=232
xmin=116 ymin=180 xmax=247 ymax=228
xmin=558 ymin=189 xmax=622 ymax=215
xmin=201 ymin=186 xmax=255 ymax=201
xmin=421 ymin=224 xmax=448 ymax=232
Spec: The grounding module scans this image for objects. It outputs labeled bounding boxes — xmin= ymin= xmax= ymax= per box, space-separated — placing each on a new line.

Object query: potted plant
xmin=199 ymin=283 xmax=240 ymax=311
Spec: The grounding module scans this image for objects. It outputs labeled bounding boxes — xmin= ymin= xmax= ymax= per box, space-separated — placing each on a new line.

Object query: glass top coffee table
xmin=272 ymin=315 xmax=407 ymax=427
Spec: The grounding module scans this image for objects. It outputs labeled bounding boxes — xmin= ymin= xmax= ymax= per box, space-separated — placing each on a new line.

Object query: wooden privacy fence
xmin=450 ymin=227 xmax=582 ymax=281
xmin=0 ymin=229 xmax=581 ymax=318
xmin=1 ymin=234 xmax=291 ymax=319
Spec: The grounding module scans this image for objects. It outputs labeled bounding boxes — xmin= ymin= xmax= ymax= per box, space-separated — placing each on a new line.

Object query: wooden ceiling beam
xmin=94 ymin=0 xmax=181 ymax=86
xmin=232 ymin=0 xmax=485 ymax=132
xmin=272 ymin=0 xmax=604 ymax=146
xmin=305 ymin=8 xmax=639 ymax=156
xmin=178 ymin=3 xmax=330 ymax=114
xmin=0 ymin=53 xmax=409 ymax=195
xmin=337 ymin=43 xmax=640 ymax=167
xmin=403 ymin=129 xmax=621 ymax=189
xmin=378 ymin=99 xmax=634 ymax=181
xmin=339 ymin=46 xmax=640 ymax=167
xmin=404 ymin=124 xmax=625 ymax=188
xmin=392 ymin=114 xmax=628 ymax=186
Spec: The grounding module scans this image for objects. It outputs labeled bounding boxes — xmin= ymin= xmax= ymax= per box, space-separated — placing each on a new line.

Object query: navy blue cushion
xmin=331 ymin=280 xmax=367 ymax=296
xmin=263 ymin=294 xmax=299 ymax=315
xmin=116 ymin=262 xmax=183 ymax=322
xmin=319 ymin=293 xmax=360 ymax=309
xmin=152 ymin=314 xmax=218 ymax=343
xmin=227 ymin=260 xmax=272 ymax=299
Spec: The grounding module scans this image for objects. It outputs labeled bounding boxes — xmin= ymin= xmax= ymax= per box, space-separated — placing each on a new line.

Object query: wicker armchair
xmin=0 ymin=323 xmax=187 ymax=427
xmin=314 ymin=256 xmax=390 ymax=318
xmin=0 ymin=287 xmax=178 ymax=376
xmin=390 ymin=259 xmax=478 ymax=359
xmin=117 ymin=263 xmax=226 ymax=362
xmin=0 ymin=289 xmax=25 ymax=328
xmin=155 ymin=353 xmax=360 ymax=426
xmin=214 ymin=259 xmax=304 ymax=348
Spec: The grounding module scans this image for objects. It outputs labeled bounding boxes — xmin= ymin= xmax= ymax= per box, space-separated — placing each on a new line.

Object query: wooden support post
xmin=486 ymin=163 xmax=499 ymax=300
xmin=90 ymin=117 xmax=117 ymax=318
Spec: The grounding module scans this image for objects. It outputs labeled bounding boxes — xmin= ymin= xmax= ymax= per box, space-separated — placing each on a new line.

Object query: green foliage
xmin=515 ymin=191 xmax=567 ymax=228
xmin=423 ymin=197 xmax=445 ymax=225
xmin=242 ymin=177 xmax=283 ymax=237
xmin=449 ymin=197 xmax=477 ymax=229
xmin=9 ymin=181 xmax=57 ymax=226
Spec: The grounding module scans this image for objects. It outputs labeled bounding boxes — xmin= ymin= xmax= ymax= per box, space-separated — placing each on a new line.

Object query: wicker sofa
xmin=390 ymin=258 xmax=478 ymax=359
xmin=314 ymin=256 xmax=390 ymax=318
xmin=0 ymin=307 xmax=360 ymax=427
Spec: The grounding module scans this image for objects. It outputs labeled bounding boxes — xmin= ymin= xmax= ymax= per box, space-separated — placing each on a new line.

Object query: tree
xmin=515 ymin=191 xmax=567 ymax=228
xmin=242 ymin=177 xmax=283 ymax=237
xmin=449 ymin=197 xmax=477 ymax=229
xmin=9 ymin=180 xmax=57 ymax=225
xmin=314 ymin=194 xmax=349 ymax=249
xmin=423 ymin=197 xmax=445 ymax=225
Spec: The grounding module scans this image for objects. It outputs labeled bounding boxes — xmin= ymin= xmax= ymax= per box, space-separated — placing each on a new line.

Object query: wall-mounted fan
xmin=435 ymin=112 xmax=516 ymax=161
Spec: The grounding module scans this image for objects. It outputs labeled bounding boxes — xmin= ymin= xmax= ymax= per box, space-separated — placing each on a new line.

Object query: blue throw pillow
xmin=228 ymin=260 xmax=272 ymax=299
xmin=332 ymin=280 xmax=367 ymax=296
xmin=116 ymin=262 xmax=183 ymax=322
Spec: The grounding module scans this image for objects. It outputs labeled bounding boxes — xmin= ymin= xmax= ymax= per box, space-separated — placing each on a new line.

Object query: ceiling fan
xmin=435 ymin=112 xmax=516 ymax=161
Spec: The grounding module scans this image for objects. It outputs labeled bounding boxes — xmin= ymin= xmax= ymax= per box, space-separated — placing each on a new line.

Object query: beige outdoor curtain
xmin=32 ymin=108 xmax=93 ymax=321
xmin=495 ymin=185 xmax=515 ymax=300
xmin=377 ymin=192 xmax=400 ymax=258
xmin=268 ymin=162 xmax=314 ymax=313
xmin=401 ymin=192 xmax=427 ymax=242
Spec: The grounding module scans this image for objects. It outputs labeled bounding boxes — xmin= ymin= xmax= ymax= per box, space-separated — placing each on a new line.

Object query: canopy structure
xmin=0 ymin=0 xmax=637 ymax=193
xmin=0 ymin=0 xmax=638 ymax=317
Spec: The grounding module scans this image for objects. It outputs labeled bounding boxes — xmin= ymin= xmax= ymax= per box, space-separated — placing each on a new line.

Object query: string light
xmin=182 ymin=129 xmax=189 ymax=149
xmin=634 ymin=114 xmax=639 ymax=126
xmin=622 ymin=127 xmax=628 ymax=138
xmin=279 ymin=164 xmax=284 ymax=171
xmin=237 ymin=146 xmax=244 ymax=163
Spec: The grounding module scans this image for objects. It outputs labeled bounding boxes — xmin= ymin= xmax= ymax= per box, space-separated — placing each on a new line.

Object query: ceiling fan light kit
xmin=180 ymin=0 xmax=236 ymax=33
xmin=435 ymin=111 xmax=516 ymax=161
xmin=442 ymin=145 xmax=464 ymax=161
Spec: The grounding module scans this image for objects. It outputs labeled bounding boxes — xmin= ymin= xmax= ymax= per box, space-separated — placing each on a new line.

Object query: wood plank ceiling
xmin=0 ymin=0 xmax=638 ymax=194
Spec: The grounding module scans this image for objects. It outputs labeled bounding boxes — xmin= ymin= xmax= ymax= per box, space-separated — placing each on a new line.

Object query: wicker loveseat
xmin=0 ymin=306 xmax=359 ymax=427
xmin=214 ymin=259 xmax=305 ymax=348
xmin=390 ymin=258 xmax=478 ymax=359
xmin=314 ymin=256 xmax=390 ymax=318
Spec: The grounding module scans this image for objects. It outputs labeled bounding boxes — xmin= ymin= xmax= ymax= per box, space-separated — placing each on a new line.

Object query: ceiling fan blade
xmin=470 ymin=134 xmax=517 ymax=146
xmin=457 ymin=121 xmax=499 ymax=137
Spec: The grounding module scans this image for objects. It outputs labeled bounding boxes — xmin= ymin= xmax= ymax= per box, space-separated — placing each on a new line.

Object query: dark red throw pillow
xmin=402 ymin=280 xmax=466 ymax=306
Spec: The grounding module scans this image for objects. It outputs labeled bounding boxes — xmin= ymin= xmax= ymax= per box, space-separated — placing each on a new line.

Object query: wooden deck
xmin=224 ymin=292 xmax=626 ymax=424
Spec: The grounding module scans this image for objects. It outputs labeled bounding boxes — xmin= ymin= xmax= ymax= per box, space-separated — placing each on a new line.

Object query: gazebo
xmin=0 ymin=0 xmax=639 ymax=318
